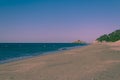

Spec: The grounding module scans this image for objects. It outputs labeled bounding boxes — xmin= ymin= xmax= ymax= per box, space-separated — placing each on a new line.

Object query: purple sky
xmin=0 ymin=0 xmax=120 ymax=43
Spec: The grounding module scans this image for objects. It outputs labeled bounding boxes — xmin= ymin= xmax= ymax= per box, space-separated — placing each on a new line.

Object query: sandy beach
xmin=0 ymin=44 xmax=120 ymax=80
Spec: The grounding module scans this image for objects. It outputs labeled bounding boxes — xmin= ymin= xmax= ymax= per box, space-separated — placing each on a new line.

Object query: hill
xmin=97 ymin=29 xmax=120 ymax=42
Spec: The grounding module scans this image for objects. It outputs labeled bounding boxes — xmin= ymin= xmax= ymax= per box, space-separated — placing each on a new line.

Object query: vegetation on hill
xmin=97 ymin=29 xmax=120 ymax=42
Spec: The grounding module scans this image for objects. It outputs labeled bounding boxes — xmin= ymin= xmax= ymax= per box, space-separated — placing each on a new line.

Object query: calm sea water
xmin=0 ymin=43 xmax=87 ymax=63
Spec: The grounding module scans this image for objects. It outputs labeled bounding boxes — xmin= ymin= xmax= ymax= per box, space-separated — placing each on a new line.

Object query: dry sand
xmin=106 ymin=40 xmax=120 ymax=51
xmin=0 ymin=44 xmax=120 ymax=80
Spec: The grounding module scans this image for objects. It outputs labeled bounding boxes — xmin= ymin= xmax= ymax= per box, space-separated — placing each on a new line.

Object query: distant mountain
xmin=97 ymin=29 xmax=120 ymax=42
xmin=73 ymin=40 xmax=85 ymax=44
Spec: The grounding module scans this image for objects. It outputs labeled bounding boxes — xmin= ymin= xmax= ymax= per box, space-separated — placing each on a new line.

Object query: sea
xmin=0 ymin=43 xmax=87 ymax=64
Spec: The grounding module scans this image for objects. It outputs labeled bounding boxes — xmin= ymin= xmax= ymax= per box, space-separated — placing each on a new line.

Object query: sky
xmin=0 ymin=0 xmax=120 ymax=43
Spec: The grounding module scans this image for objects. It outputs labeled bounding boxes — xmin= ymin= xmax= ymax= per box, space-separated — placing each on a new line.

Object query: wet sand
xmin=0 ymin=44 xmax=120 ymax=80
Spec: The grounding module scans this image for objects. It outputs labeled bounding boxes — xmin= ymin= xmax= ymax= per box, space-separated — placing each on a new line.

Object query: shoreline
xmin=0 ymin=44 xmax=120 ymax=80
xmin=0 ymin=44 xmax=88 ymax=64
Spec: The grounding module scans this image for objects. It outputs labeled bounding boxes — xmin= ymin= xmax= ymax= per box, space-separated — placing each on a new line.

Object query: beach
xmin=0 ymin=44 xmax=120 ymax=80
